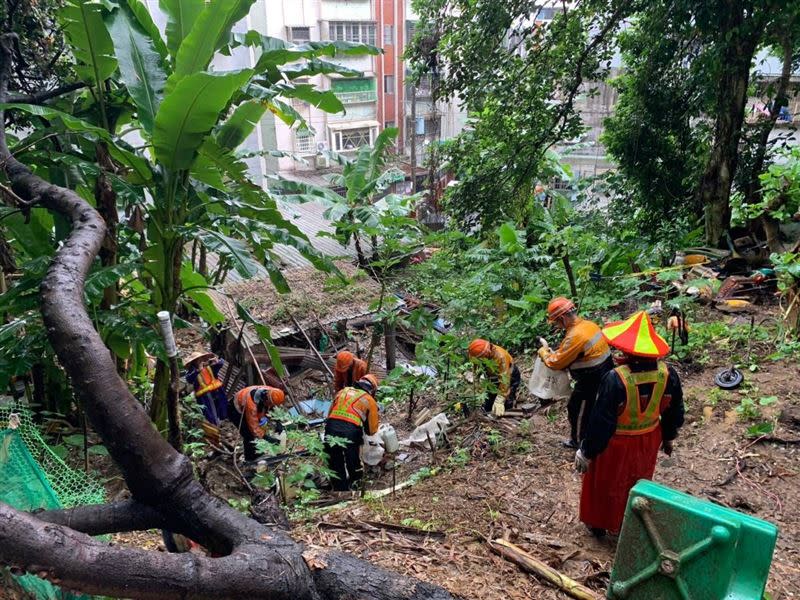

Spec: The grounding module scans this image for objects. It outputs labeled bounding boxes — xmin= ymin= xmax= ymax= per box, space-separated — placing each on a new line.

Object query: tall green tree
xmin=406 ymin=0 xmax=634 ymax=231
xmin=605 ymin=0 xmax=800 ymax=246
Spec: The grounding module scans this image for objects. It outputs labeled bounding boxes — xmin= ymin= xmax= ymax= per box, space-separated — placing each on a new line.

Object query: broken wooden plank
xmin=488 ymin=538 xmax=600 ymax=600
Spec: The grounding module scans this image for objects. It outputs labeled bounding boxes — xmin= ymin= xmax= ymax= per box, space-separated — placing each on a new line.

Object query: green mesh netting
xmin=0 ymin=400 xmax=104 ymax=599
xmin=0 ymin=402 xmax=105 ymax=507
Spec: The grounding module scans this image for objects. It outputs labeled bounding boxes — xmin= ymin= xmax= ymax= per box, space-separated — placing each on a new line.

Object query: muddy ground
xmin=296 ymin=356 xmax=800 ymax=599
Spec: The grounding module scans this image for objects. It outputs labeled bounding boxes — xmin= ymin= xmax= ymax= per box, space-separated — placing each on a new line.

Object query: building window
xmin=385 ymin=120 xmax=395 ymax=129
xmin=295 ymin=129 xmax=315 ymax=154
xmin=330 ymin=21 xmax=376 ymax=45
xmin=289 ymin=26 xmax=311 ymax=43
xmin=383 ymin=24 xmax=394 ymax=45
xmin=535 ymin=6 xmax=558 ymax=20
xmin=332 ymin=127 xmax=373 ymax=151
xmin=384 ymin=75 xmax=395 ymax=95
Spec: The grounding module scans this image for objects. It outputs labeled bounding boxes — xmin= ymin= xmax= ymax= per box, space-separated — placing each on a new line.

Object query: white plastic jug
xmin=361 ymin=433 xmax=385 ymax=466
xmin=528 ymin=357 xmax=572 ymax=400
xmin=379 ymin=424 xmax=400 ymax=454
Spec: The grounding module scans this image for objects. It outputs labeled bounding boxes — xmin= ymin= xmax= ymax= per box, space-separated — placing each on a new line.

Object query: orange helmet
xmin=269 ymin=388 xmax=286 ymax=406
xmin=357 ymin=374 xmax=379 ymax=395
xmin=255 ymin=387 xmax=285 ymax=408
xmin=335 ymin=350 xmax=355 ymax=371
xmin=468 ymin=338 xmax=492 ymax=358
xmin=547 ymin=297 xmax=576 ymax=323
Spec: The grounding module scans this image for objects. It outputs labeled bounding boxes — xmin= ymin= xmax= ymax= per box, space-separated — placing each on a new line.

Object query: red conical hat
xmin=601 ymin=311 xmax=670 ymax=358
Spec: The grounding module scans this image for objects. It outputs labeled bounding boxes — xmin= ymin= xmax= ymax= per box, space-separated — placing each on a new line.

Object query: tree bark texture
xmin=0 ymin=34 xmax=456 ymax=600
xmin=94 ymin=144 xmax=118 ymax=310
xmin=698 ymin=3 xmax=762 ymax=247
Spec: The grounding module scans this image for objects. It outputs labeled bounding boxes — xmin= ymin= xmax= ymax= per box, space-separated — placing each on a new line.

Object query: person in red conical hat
xmin=575 ymin=310 xmax=685 ymax=537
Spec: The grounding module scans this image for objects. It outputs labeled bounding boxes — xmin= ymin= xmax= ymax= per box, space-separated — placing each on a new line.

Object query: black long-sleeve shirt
xmin=580 ymin=360 xmax=684 ymax=459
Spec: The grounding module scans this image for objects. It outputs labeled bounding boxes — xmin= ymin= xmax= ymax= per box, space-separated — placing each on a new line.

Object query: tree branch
xmin=6 ymin=81 xmax=85 ymax=104
xmin=34 ymin=500 xmax=172 ymax=536
xmin=0 ymin=503 xmax=311 ymax=600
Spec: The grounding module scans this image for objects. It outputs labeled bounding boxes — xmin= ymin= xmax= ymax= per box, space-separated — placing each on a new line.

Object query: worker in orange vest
xmin=333 ymin=350 xmax=368 ymax=392
xmin=231 ymin=385 xmax=285 ymax=461
xmin=324 ymin=374 xmax=380 ymax=491
xmin=467 ymin=339 xmax=521 ymax=415
xmin=576 ymin=311 xmax=684 ymax=537
xmin=539 ymin=297 xmax=613 ymax=448
xmin=184 ymin=352 xmax=228 ymax=425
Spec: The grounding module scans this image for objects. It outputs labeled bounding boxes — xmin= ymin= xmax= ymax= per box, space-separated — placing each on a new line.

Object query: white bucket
xmin=528 ymin=357 xmax=572 ymax=400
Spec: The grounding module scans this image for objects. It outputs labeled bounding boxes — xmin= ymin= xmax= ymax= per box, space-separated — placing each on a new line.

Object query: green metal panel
xmin=331 ymin=77 xmax=376 ymax=92
xmin=608 ymin=480 xmax=777 ymax=600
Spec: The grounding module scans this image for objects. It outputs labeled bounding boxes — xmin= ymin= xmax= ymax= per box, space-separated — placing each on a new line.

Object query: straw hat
xmin=184 ymin=351 xmax=215 ymax=366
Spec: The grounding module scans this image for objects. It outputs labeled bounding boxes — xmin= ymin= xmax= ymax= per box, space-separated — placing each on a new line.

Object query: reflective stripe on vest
xmin=328 ymin=387 xmax=367 ymax=427
xmin=571 ymin=332 xmax=610 ymax=370
xmin=614 ymin=362 xmax=669 ymax=435
xmin=195 ymin=366 xmax=223 ymax=396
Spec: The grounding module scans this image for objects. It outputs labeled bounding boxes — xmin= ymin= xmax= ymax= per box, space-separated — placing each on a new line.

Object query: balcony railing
xmin=334 ymin=90 xmax=378 ymax=104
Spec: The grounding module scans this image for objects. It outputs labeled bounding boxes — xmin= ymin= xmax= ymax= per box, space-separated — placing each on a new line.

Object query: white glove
xmin=574 ymin=449 xmax=590 ymax=474
xmin=491 ymin=395 xmax=505 ymax=417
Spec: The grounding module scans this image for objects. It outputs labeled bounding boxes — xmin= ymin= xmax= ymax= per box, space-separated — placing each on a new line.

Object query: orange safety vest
xmin=234 ymin=386 xmax=261 ymax=413
xmin=195 ymin=365 xmax=223 ymax=396
xmin=328 ymin=387 xmax=368 ymax=427
xmin=614 ymin=362 xmax=669 ymax=436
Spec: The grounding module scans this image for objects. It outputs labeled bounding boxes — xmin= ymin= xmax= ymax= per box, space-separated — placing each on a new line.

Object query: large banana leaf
xmin=172 ymin=0 xmax=256 ymax=84
xmin=269 ymin=99 xmax=305 ymax=128
xmin=199 ymin=230 xmax=265 ymax=279
xmin=60 ymin=0 xmax=117 ymax=84
xmin=106 ymin=4 xmax=168 ymax=134
xmin=281 ymin=59 xmax=363 ymax=80
xmin=235 ymin=302 xmax=285 ymax=377
xmin=152 ymin=70 xmax=253 ymax=170
xmin=125 ymin=0 xmax=169 ymax=59
xmin=233 ymin=34 xmax=380 ymax=72
xmin=216 ymin=100 xmax=267 ymax=151
xmin=274 ymin=83 xmax=344 ymax=114
xmin=159 ymin=0 xmax=204 ymax=57
xmin=1 ymin=104 xmax=152 ymax=181
xmin=180 ymin=262 xmax=226 ymax=326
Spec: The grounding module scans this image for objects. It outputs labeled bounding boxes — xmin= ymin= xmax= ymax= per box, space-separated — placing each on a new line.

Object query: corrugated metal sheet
xmin=273 ymin=200 xmax=355 ymax=268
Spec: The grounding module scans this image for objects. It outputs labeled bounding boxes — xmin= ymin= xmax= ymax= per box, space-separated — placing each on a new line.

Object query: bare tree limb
xmin=6 ymin=81 xmax=85 ymax=104
xmin=34 ymin=500 xmax=171 ymax=536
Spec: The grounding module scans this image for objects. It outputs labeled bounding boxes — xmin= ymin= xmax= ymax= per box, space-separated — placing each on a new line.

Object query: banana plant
xmin=2 ymin=0 xmax=380 ymax=431
xmin=271 ymin=127 xmax=422 ymax=266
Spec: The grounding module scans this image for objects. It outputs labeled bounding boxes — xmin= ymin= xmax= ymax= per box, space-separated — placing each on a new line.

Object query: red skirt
xmin=579 ymin=426 xmax=662 ymax=533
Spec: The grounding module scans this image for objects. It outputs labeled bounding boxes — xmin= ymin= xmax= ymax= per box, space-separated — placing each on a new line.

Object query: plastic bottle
xmin=380 ymin=424 xmax=399 ymax=453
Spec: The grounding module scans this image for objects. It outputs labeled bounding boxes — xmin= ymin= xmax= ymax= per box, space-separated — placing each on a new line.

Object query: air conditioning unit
xmin=315 ymin=155 xmax=330 ymax=169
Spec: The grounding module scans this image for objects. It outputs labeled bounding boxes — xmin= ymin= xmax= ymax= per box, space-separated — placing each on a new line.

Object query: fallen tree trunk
xmin=0 ymin=33 xmax=457 ymax=600
xmin=488 ymin=538 xmax=600 ymax=600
